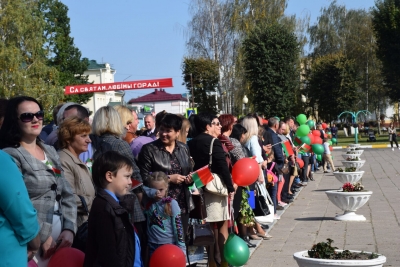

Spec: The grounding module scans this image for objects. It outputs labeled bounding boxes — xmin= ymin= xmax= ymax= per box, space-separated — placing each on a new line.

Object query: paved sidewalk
xmin=246 ymin=148 xmax=400 ymax=267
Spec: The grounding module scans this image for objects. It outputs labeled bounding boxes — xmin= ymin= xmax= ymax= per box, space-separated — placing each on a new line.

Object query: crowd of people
xmin=0 ymin=96 xmax=330 ymax=267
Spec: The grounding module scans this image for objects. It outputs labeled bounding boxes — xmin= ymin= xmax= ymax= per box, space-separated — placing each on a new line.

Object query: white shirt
xmin=323 ymin=142 xmax=330 ymax=154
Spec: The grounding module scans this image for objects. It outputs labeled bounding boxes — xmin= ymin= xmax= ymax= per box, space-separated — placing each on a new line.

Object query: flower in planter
xmin=342 ymin=182 xmax=364 ymax=192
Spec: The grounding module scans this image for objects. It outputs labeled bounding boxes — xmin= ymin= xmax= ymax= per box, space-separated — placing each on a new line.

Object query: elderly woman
xmin=58 ymin=116 xmax=95 ymax=227
xmin=188 ymin=113 xmax=235 ymax=267
xmin=0 ymin=96 xmax=77 ymax=266
xmin=137 ymin=114 xmax=193 ymax=234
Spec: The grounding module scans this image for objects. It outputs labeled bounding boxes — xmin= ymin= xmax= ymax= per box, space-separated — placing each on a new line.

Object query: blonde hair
xmin=241 ymin=116 xmax=259 ymax=144
xmin=58 ymin=116 xmax=91 ymax=149
xmin=148 ymin=172 xmax=172 ymax=216
xmin=92 ymin=106 xmax=124 ymax=137
xmin=177 ymin=115 xmax=190 ymax=143
xmin=113 ymin=105 xmax=134 ymax=127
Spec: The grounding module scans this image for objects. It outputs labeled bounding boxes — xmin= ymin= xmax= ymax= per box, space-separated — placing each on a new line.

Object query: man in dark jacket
xmin=265 ymin=118 xmax=284 ymax=170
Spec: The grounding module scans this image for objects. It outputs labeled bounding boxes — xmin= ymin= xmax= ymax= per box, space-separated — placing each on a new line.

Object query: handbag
xmin=205 ymin=138 xmax=228 ymax=196
xmin=254 ymin=182 xmax=274 ymax=224
xmin=189 ymin=193 xmax=207 ymax=220
xmin=72 ymin=195 xmax=89 ymax=252
xmin=279 ymin=163 xmax=290 ymax=174
xmin=266 ymin=162 xmax=278 ymax=183
xmin=186 ymin=195 xmax=215 ymax=247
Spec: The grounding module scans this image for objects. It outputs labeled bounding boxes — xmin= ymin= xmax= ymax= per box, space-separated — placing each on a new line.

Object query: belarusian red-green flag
xmin=282 ymin=140 xmax=294 ymax=157
xmin=192 ymin=165 xmax=214 ymax=188
xmin=299 ymin=143 xmax=311 ymax=153
xmin=294 ymin=136 xmax=302 ymax=146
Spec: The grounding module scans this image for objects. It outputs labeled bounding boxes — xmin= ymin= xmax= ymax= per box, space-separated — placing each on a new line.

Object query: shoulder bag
xmin=205 ymin=138 xmax=228 ymax=196
xmin=72 ymin=195 xmax=89 ymax=252
xmin=254 ymin=182 xmax=274 ymax=224
xmin=279 ymin=163 xmax=290 ymax=174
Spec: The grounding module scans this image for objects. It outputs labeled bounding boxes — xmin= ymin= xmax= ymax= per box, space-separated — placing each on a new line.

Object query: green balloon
xmin=224 ymin=233 xmax=250 ymax=266
xmin=300 ymin=135 xmax=311 ymax=145
xmin=296 ymin=114 xmax=307 ymax=125
xmin=312 ymin=144 xmax=324 ymax=155
xmin=296 ymin=124 xmax=310 ymax=137
xmin=306 ymin=120 xmax=315 ymax=129
xmin=328 ymin=140 xmax=333 ymax=146
xmin=331 ymin=138 xmax=337 ymax=143
xmin=317 ymin=154 xmax=322 ymax=161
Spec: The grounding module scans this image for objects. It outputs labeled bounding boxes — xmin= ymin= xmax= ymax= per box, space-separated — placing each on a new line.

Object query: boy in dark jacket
xmin=84 ymin=151 xmax=142 ymax=267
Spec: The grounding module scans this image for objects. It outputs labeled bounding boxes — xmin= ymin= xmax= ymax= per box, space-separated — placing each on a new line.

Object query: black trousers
xmin=301 ymin=156 xmax=310 ymax=182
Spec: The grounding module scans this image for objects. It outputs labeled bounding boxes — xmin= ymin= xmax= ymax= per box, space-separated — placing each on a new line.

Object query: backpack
xmin=266 ymin=162 xmax=278 ymax=183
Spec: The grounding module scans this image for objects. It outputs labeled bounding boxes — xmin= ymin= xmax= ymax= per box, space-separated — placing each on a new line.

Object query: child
xmin=266 ymin=151 xmax=280 ymax=219
xmin=143 ymin=171 xmax=186 ymax=257
xmin=323 ymin=138 xmax=335 ymax=173
xmin=84 ymin=151 xmax=143 ymax=267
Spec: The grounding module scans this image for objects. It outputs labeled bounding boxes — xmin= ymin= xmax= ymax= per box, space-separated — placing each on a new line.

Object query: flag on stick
xmin=282 ymin=140 xmax=294 ymax=157
xmin=299 ymin=143 xmax=312 ymax=153
xmin=294 ymin=136 xmax=302 ymax=146
xmin=191 ymin=165 xmax=214 ymax=188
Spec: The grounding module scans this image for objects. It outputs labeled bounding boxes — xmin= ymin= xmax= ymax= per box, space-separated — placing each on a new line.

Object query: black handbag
xmin=186 ymin=194 xmax=214 ymax=247
xmin=189 ymin=193 xmax=207 ymax=220
xmin=254 ymin=192 xmax=271 ymax=217
xmin=72 ymin=195 xmax=89 ymax=252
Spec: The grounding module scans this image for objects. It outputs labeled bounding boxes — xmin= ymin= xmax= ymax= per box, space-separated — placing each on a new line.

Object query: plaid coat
xmin=3 ymin=143 xmax=77 ymax=243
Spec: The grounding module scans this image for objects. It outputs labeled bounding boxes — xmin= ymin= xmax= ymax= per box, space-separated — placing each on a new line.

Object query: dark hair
xmin=284 ymin=116 xmax=294 ymax=123
xmin=64 ymin=104 xmax=89 ymax=119
xmin=0 ymin=96 xmax=43 ymax=149
xmin=187 ymin=114 xmax=198 ymax=138
xmin=155 ymin=110 xmax=167 ymax=129
xmin=230 ymin=124 xmax=247 ymax=141
xmin=219 ymin=114 xmax=235 ymax=134
xmin=159 ymin=113 xmax=182 ymax=131
xmin=193 ymin=113 xmax=217 ymax=134
xmin=92 ymin=151 xmax=133 ymax=189
xmin=0 ymin=98 xmax=9 ymax=120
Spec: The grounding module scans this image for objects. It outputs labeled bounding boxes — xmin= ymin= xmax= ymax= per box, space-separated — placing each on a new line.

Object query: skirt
xmin=204 ymin=191 xmax=230 ymax=222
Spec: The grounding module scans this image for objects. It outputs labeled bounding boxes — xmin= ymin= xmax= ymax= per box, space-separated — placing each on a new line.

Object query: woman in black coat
xmin=188 ymin=113 xmax=235 ymax=267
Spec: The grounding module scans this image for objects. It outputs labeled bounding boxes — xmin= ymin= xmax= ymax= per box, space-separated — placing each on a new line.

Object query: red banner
xmin=64 ymin=78 xmax=173 ymax=95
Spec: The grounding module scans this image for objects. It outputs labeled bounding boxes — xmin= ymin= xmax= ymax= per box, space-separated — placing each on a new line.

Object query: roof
xmin=128 ymin=89 xmax=188 ymax=104
xmin=87 ymin=60 xmax=114 ymax=70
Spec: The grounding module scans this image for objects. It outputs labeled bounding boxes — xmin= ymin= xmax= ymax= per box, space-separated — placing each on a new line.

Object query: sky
xmin=62 ymin=0 xmax=376 ymax=102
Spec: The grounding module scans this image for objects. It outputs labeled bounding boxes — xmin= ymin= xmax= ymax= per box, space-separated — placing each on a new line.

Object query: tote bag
xmin=205 ymin=138 xmax=228 ymax=196
xmin=254 ymin=182 xmax=274 ymax=224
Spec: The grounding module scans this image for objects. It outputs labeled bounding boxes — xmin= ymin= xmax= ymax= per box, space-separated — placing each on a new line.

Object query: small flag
xmin=282 ymin=140 xmax=294 ymax=157
xmin=52 ymin=167 xmax=62 ymax=178
xmin=191 ymin=165 xmax=214 ymax=188
xmin=294 ymin=136 xmax=302 ymax=146
xmin=299 ymin=143 xmax=311 ymax=153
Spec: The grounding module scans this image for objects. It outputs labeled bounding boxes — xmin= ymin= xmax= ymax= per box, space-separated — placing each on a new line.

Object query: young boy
xmin=84 ymin=151 xmax=142 ymax=267
xmin=323 ymin=138 xmax=335 ymax=173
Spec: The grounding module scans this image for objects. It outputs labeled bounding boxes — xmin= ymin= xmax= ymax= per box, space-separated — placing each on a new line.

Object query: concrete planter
xmin=342 ymin=160 xmax=365 ymax=170
xmin=325 ymin=190 xmax=372 ymax=221
xmin=333 ymin=171 xmax=365 ymax=184
xmin=346 ymin=149 xmax=364 ymax=156
xmin=293 ymin=250 xmax=386 ymax=267
xmin=342 ymin=154 xmax=362 ymax=160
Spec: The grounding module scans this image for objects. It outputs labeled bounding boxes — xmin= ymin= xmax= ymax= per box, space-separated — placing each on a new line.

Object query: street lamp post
xmin=242 ymin=95 xmax=248 ymax=115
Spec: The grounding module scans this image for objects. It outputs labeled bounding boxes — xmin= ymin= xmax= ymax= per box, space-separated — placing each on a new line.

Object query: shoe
xmin=300 ymin=182 xmax=308 ymax=186
xmin=282 ymin=198 xmax=294 ymax=203
xmin=278 ymin=201 xmax=288 ymax=206
xmin=277 ymin=205 xmax=284 ymax=210
xmin=324 ymin=171 xmax=329 ymax=173
xmin=241 ymin=236 xmax=256 ymax=248
xmin=249 ymin=234 xmax=262 ymax=240
xmin=274 ymin=214 xmax=281 ymax=220
xmin=260 ymin=224 xmax=269 ymax=230
xmin=309 ymin=173 xmax=314 ymax=181
xmin=257 ymin=232 xmax=272 ymax=240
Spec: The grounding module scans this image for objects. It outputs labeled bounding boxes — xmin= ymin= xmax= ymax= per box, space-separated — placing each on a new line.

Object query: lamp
xmin=242 ymin=95 xmax=248 ymax=115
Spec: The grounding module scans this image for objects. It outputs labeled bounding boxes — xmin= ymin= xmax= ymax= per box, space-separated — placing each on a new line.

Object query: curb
xmin=332 ymin=144 xmax=392 ymax=149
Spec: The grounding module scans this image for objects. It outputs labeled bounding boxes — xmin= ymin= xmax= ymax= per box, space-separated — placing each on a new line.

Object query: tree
xmin=0 ymin=0 xmax=63 ymax=116
xmin=242 ymin=23 xmax=299 ymax=117
xmin=39 ymin=0 xmax=91 ymax=104
xmin=306 ymin=53 xmax=359 ymax=122
xmin=182 ymin=57 xmax=219 ymax=114
xmin=372 ymin=0 xmax=400 ymax=101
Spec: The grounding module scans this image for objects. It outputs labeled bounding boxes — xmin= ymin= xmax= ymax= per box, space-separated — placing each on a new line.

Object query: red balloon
xmin=324 ymin=133 xmax=328 ymax=138
xmin=307 ymin=133 xmax=315 ymax=144
xmin=48 ymin=248 xmax=84 ymax=267
xmin=313 ymin=136 xmax=323 ymax=145
xmin=312 ymin=130 xmax=320 ymax=136
xmin=150 ymin=244 xmax=186 ymax=267
xmin=329 ymin=146 xmax=333 ymax=151
xmin=296 ymin=158 xmax=304 ymax=169
xmin=232 ymin=158 xmax=260 ymax=186
xmin=322 ymin=123 xmax=327 ymax=129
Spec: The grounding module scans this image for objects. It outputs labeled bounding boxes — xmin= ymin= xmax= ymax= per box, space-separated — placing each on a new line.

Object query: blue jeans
xmin=267 ymin=182 xmax=278 ymax=214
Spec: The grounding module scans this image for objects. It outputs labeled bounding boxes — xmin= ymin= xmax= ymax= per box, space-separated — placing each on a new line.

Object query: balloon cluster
xmin=294 ymin=114 xmax=334 ymax=156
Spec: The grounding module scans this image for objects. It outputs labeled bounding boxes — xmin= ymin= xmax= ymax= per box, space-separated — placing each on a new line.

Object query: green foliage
xmin=242 ymin=23 xmax=299 ymax=117
xmin=238 ymin=187 xmax=255 ymax=226
xmin=372 ymin=0 xmax=400 ymax=101
xmin=182 ymin=57 xmax=219 ymax=114
xmin=306 ymin=53 xmax=359 ymax=122
xmin=0 ymin=0 xmax=63 ymax=114
xmin=39 ymin=0 xmax=92 ymax=104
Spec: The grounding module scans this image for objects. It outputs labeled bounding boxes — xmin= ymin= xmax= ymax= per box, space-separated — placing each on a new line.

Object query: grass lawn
xmin=333 ymin=130 xmax=390 ymax=146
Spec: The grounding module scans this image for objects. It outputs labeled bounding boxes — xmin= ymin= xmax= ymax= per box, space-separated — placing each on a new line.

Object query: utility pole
xmin=190 ymin=73 xmax=194 ymax=108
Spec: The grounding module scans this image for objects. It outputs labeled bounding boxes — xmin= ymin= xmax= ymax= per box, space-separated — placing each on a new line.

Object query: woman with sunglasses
xmin=0 ymin=96 xmax=77 ymax=267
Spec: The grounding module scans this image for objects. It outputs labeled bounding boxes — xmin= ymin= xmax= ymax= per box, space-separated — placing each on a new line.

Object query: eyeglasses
xmin=212 ymin=121 xmax=221 ymax=126
xmin=19 ymin=111 xmax=44 ymax=122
